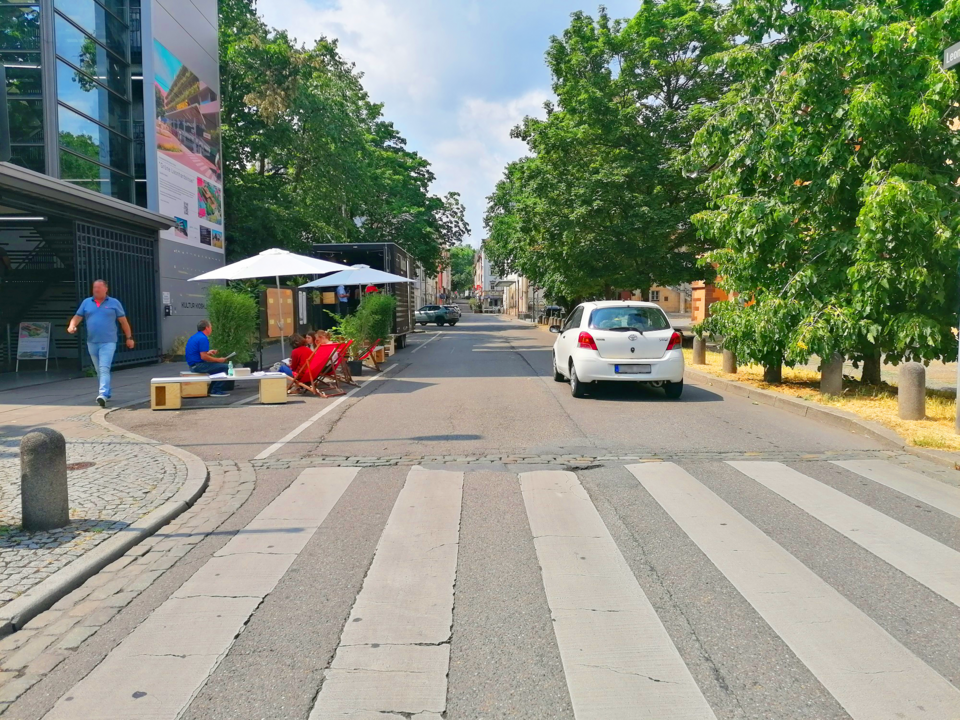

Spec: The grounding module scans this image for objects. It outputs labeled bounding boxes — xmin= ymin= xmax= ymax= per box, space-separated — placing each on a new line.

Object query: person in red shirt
xmin=279 ymin=334 xmax=314 ymax=392
xmin=365 ymin=284 xmax=378 ymax=294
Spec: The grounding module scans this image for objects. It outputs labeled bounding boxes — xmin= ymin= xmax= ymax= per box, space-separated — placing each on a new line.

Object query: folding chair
xmin=291 ymin=344 xmax=338 ymax=398
xmin=357 ymin=338 xmax=382 ymax=372
xmin=331 ymin=340 xmax=358 ymax=387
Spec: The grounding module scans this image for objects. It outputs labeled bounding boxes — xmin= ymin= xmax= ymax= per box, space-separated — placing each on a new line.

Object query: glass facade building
xmin=1 ymin=0 xmax=140 ymax=203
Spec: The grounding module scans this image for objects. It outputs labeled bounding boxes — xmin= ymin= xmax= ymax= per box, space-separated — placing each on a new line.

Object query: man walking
xmin=67 ymin=279 xmax=134 ymax=407
xmin=185 ymin=320 xmax=231 ymax=396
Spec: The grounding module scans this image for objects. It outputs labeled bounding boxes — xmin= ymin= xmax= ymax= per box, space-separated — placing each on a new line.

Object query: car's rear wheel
xmin=553 ymin=353 xmax=565 ymax=382
xmin=448 ymin=321 xmax=458 ymax=326
xmin=419 ymin=322 xmax=427 ymax=326
xmin=437 ymin=320 xmax=445 ymax=326
xmin=664 ymin=380 xmax=683 ymax=399
xmin=570 ymin=363 xmax=587 ymax=398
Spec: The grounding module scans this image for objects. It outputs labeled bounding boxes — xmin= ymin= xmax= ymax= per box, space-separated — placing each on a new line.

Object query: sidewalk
xmin=0 ymin=363 xmax=198 ymax=608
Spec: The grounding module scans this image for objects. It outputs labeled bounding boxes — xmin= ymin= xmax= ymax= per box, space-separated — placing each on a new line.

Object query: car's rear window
xmin=588 ymin=307 xmax=669 ymax=331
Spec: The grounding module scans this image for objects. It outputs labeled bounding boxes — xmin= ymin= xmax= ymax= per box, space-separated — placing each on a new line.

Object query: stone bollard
xmin=692 ymin=336 xmax=707 ymax=365
xmin=820 ymin=353 xmax=844 ymax=397
xmin=20 ymin=428 xmax=69 ymax=532
xmin=722 ymin=349 xmax=737 ymax=374
xmin=898 ymin=362 xmax=926 ymax=421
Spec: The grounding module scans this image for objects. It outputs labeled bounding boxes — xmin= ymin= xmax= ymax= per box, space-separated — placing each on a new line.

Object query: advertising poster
xmin=153 ymin=39 xmax=225 ymax=254
xmin=16 ymin=322 xmax=51 ymax=359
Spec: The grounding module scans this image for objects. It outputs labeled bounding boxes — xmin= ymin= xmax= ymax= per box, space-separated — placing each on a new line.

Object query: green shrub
xmin=359 ymin=293 xmax=396 ymax=342
xmin=207 ymin=285 xmax=258 ymax=363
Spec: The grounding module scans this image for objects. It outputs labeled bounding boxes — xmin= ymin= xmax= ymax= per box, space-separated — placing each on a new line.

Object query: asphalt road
xmin=13 ymin=313 xmax=960 ymax=720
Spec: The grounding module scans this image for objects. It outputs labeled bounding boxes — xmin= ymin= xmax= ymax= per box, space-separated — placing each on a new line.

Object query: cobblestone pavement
xmin=0 ymin=462 xmax=254 ymax=712
xmin=225 ymin=447 xmax=922 ymax=470
xmin=0 ymin=414 xmax=186 ymax=606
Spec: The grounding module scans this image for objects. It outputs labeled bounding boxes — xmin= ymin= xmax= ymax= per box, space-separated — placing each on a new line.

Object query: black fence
xmin=75 ymin=222 xmax=159 ymax=368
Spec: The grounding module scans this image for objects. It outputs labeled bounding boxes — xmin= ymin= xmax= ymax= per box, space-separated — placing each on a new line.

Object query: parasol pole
xmin=276 ymin=274 xmax=285 ymax=360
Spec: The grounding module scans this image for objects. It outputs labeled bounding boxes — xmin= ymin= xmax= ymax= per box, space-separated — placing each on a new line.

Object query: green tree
xmin=449 ymin=245 xmax=476 ymax=293
xmin=484 ymin=1 xmax=731 ymax=301
xmin=690 ymin=0 xmax=960 ymax=379
xmin=218 ymin=0 xmax=466 ymax=267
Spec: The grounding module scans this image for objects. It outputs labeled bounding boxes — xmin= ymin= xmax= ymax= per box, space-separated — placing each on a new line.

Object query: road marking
xmin=730 ymin=461 xmax=960 ymax=607
xmin=230 ymin=393 xmax=260 ymax=406
xmin=410 ymin=331 xmax=442 ymax=354
xmin=629 ymin=462 xmax=960 ymax=720
xmin=832 ymin=459 xmax=960 ymax=519
xmin=310 ymin=467 xmax=463 ymax=719
xmin=253 ymin=364 xmax=397 ymax=460
xmin=519 ymin=470 xmax=716 ymax=720
xmin=45 ymin=467 xmax=358 ymax=720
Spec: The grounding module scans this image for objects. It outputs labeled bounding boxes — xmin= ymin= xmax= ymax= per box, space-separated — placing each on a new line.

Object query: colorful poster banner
xmin=154 ymin=39 xmax=225 ymax=253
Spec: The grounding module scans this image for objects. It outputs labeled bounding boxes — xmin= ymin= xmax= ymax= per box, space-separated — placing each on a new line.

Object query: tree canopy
xmin=484 ymin=0 xmax=732 ymax=302
xmin=219 ymin=0 xmax=467 ymax=268
xmin=690 ymin=0 xmax=960 ymax=376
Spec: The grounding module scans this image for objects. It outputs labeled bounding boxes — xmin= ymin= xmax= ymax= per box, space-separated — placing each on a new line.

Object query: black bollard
xmin=20 ymin=428 xmax=69 ymax=532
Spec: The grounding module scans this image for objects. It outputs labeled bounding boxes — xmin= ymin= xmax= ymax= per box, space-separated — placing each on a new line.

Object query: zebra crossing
xmin=41 ymin=458 xmax=960 ymax=720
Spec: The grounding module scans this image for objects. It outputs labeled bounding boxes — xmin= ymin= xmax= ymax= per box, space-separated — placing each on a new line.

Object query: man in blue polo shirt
xmin=67 ymin=279 xmax=134 ymax=407
xmin=185 ymin=320 xmax=231 ymax=396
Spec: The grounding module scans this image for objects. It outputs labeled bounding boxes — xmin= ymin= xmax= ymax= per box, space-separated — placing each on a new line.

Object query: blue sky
xmin=153 ymin=39 xmax=182 ymax=93
xmin=256 ymin=0 xmax=640 ymax=246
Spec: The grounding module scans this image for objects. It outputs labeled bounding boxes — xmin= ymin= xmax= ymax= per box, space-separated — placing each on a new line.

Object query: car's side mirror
xmin=549 ymin=325 xmax=561 ymax=334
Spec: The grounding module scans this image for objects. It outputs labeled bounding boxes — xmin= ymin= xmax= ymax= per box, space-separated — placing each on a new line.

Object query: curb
xmin=684 ymin=367 xmax=960 ymax=471
xmin=0 ymin=404 xmax=209 ymax=636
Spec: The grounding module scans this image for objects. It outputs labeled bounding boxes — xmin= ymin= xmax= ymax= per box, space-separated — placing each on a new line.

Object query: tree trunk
xmin=861 ymin=348 xmax=882 ymax=385
xmin=763 ymin=362 xmax=782 ymax=384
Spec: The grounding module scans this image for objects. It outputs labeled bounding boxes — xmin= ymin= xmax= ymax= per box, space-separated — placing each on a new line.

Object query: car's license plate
xmin=615 ymin=365 xmax=651 ymax=374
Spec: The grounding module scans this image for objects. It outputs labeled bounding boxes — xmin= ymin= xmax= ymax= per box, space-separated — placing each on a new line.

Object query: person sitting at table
xmin=185 ymin=320 xmax=232 ymax=397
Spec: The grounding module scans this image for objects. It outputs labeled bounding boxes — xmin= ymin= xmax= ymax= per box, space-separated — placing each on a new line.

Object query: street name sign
xmin=944 ymin=41 xmax=960 ymax=70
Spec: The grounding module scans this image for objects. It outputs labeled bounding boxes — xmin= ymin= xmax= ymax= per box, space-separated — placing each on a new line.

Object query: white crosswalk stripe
xmin=729 ymin=461 xmax=960 ymax=608
xmin=44 ymin=467 xmax=359 ymax=720
xmin=833 ymin=458 xmax=960 ymax=519
xmin=310 ymin=467 xmax=463 ymax=720
xmin=628 ymin=461 xmax=960 ymax=720
xmin=520 ymin=470 xmax=716 ymax=720
xmin=36 ymin=460 xmax=960 ymax=720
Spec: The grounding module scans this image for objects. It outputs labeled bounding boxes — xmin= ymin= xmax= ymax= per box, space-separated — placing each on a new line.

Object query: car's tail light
xmin=666 ymin=331 xmax=682 ymax=351
xmin=578 ymin=331 xmax=598 ymax=350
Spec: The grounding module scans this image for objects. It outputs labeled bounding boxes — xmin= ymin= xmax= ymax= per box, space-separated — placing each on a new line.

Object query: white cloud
xmin=254 ymin=0 xmax=551 ymax=245
xmin=428 ymin=91 xmax=550 ymax=246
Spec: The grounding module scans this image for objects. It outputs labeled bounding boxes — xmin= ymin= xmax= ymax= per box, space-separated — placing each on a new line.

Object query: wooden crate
xmin=259 ymin=377 xmax=288 ymax=405
xmin=179 ymin=372 xmax=209 ymax=398
xmin=151 ymin=383 xmax=182 ymax=410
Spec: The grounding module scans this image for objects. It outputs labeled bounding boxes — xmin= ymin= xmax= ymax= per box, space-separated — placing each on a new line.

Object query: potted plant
xmin=207 ymin=286 xmax=258 ymax=369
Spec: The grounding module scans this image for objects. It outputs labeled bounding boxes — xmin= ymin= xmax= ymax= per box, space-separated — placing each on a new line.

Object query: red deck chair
xmin=291 ymin=343 xmax=338 ymax=397
xmin=327 ymin=340 xmax=359 ymax=388
xmin=356 ymin=338 xmax=382 ymax=372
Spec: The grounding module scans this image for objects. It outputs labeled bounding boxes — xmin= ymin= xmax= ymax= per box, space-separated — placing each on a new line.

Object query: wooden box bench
xmin=151 ymin=372 xmax=289 ymax=410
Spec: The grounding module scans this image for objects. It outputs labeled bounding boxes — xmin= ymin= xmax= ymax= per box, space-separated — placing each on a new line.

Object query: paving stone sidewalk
xmin=0 ymin=412 xmax=187 ymax=606
xmin=0 ymin=462 xmax=255 ymax=712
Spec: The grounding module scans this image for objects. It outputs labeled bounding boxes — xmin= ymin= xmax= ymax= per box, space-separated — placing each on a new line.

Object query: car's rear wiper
xmin=606 ymin=326 xmax=643 ymax=333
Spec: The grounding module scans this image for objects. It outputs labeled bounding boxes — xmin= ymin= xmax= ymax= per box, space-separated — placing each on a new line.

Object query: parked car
xmin=550 ymin=301 xmax=684 ymax=399
xmin=416 ymin=305 xmax=459 ymax=326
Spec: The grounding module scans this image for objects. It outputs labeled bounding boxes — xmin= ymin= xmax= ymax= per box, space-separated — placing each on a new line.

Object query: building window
xmin=1 ymin=5 xmax=44 ymax=172
xmin=53 ymin=1 xmax=133 ymax=201
xmin=650 ymin=290 xmax=661 ymax=302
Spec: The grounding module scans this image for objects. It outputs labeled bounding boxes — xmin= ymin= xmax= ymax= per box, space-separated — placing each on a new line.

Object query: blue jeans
xmin=189 ymin=361 xmax=230 ymax=394
xmin=87 ymin=342 xmax=117 ymax=399
xmin=278 ymin=364 xmax=293 ymax=378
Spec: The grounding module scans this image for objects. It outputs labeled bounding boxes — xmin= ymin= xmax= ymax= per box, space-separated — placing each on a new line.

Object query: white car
xmin=550 ymin=301 xmax=685 ymax=398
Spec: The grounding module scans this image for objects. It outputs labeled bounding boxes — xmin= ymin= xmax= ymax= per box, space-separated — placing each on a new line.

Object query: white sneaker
xmin=96 ymin=396 xmax=106 ymax=408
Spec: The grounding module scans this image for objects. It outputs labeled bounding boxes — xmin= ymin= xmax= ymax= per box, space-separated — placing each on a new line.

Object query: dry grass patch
xmin=683 ymin=349 xmax=960 ymax=452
